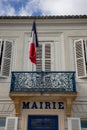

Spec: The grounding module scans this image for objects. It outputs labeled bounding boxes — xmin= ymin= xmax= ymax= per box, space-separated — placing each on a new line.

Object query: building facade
xmin=0 ymin=16 xmax=87 ymax=130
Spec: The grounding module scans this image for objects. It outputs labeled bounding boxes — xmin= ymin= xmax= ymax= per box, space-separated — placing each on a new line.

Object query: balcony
xmin=10 ymin=71 xmax=76 ymax=92
xmin=9 ymin=71 xmax=77 ymax=117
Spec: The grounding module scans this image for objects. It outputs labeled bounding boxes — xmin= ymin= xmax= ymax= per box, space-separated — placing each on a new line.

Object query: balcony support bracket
xmin=13 ymin=98 xmax=21 ymax=116
xmin=66 ymin=98 xmax=72 ymax=117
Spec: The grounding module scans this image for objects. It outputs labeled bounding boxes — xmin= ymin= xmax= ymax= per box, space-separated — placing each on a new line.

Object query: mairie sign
xmin=22 ymin=102 xmax=64 ymax=109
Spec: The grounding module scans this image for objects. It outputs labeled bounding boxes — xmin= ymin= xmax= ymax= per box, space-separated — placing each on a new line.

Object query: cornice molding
xmin=0 ymin=16 xmax=87 ymax=25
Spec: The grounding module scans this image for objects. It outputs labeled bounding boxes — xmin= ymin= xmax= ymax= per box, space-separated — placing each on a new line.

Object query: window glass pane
xmin=0 ymin=118 xmax=6 ymax=127
xmin=81 ymin=120 xmax=87 ymax=128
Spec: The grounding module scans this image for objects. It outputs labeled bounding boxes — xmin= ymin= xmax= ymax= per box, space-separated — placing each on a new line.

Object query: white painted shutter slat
xmin=45 ymin=60 xmax=51 ymax=71
xmin=44 ymin=44 xmax=51 ymax=84
xmin=36 ymin=44 xmax=42 ymax=71
xmin=68 ymin=118 xmax=81 ymax=130
xmin=45 ymin=44 xmax=51 ymax=71
xmin=74 ymin=39 xmax=87 ymax=78
xmin=45 ymin=44 xmax=51 ymax=58
xmin=1 ymin=40 xmax=13 ymax=77
xmin=0 ymin=40 xmax=3 ymax=69
xmin=84 ymin=40 xmax=87 ymax=63
xmin=36 ymin=45 xmax=42 ymax=58
xmin=36 ymin=60 xmax=42 ymax=70
xmin=0 ymin=39 xmax=2 ymax=58
xmin=5 ymin=117 xmax=18 ymax=130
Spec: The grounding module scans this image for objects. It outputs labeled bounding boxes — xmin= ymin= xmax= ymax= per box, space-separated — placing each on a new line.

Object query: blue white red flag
xmin=29 ymin=21 xmax=38 ymax=64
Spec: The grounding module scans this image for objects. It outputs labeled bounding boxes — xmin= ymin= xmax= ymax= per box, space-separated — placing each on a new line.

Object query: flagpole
xmin=32 ymin=63 xmax=34 ymax=71
xmin=39 ymin=46 xmax=42 ymax=72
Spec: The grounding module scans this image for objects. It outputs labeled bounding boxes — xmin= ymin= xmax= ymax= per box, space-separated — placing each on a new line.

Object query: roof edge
xmin=0 ymin=15 xmax=87 ymax=19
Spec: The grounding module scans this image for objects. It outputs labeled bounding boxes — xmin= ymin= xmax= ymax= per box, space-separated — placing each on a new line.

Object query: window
xmin=0 ymin=39 xmax=13 ymax=78
xmin=68 ymin=118 xmax=87 ymax=130
xmin=36 ymin=42 xmax=54 ymax=71
xmin=35 ymin=42 xmax=54 ymax=86
xmin=74 ymin=39 xmax=87 ymax=78
xmin=68 ymin=118 xmax=81 ymax=130
xmin=81 ymin=120 xmax=87 ymax=129
xmin=0 ymin=117 xmax=18 ymax=130
xmin=0 ymin=118 xmax=6 ymax=127
xmin=5 ymin=117 xmax=18 ymax=130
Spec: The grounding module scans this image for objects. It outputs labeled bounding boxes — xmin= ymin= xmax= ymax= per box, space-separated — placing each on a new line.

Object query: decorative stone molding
xmin=10 ymin=92 xmax=77 ymax=117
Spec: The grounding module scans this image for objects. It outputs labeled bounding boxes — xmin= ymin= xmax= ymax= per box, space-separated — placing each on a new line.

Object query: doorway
xmin=27 ymin=115 xmax=58 ymax=130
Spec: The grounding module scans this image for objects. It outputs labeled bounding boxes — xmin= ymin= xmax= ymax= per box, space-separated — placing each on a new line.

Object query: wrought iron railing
xmin=10 ymin=71 xmax=76 ymax=92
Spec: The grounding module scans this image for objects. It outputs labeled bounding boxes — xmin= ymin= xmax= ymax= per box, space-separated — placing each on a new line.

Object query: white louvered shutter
xmin=68 ymin=118 xmax=81 ymax=130
xmin=36 ymin=42 xmax=54 ymax=71
xmin=84 ymin=40 xmax=87 ymax=64
xmin=5 ymin=117 xmax=18 ymax=130
xmin=1 ymin=40 xmax=13 ymax=78
xmin=36 ymin=44 xmax=42 ymax=71
xmin=0 ymin=39 xmax=3 ymax=71
xmin=45 ymin=44 xmax=51 ymax=71
xmin=74 ymin=39 xmax=87 ymax=78
xmin=44 ymin=43 xmax=51 ymax=84
xmin=0 ymin=39 xmax=2 ymax=57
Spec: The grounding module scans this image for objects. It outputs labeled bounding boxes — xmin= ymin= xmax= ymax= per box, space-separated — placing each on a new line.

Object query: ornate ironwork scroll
xmin=10 ymin=71 xmax=76 ymax=92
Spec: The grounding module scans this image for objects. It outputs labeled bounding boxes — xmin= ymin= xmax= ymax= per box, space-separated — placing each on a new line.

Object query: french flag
xmin=29 ymin=21 xmax=38 ymax=64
